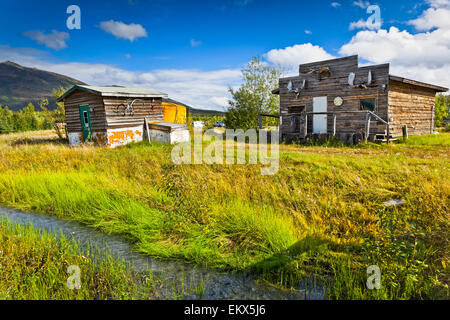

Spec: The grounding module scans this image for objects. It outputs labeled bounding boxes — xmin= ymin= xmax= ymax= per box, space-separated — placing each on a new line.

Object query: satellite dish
xmin=367 ymin=70 xmax=372 ymax=85
xmin=287 ymin=81 xmax=293 ymax=92
xmin=348 ymin=72 xmax=355 ymax=87
xmin=334 ymin=97 xmax=344 ymax=107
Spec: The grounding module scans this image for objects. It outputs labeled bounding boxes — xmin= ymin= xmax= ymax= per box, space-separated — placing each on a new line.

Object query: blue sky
xmin=0 ymin=0 xmax=449 ymax=110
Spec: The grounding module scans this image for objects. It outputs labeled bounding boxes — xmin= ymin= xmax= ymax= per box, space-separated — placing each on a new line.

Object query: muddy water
xmin=0 ymin=207 xmax=327 ymax=300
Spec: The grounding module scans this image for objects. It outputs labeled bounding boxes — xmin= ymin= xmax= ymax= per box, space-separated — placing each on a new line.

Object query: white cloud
xmin=0 ymin=45 xmax=240 ymax=111
xmin=409 ymin=6 xmax=450 ymax=30
xmin=23 ymin=30 xmax=69 ymax=50
xmin=265 ymin=43 xmax=335 ymax=75
xmin=264 ymin=1 xmax=449 ymax=92
xmin=340 ymin=27 xmax=450 ymax=67
xmin=349 ymin=18 xmax=382 ymax=30
xmin=304 ymin=30 xmax=312 ymax=35
xmin=100 ymin=20 xmax=147 ymax=42
xmin=209 ymin=96 xmax=230 ymax=108
xmin=190 ymin=39 xmax=202 ymax=47
xmin=331 ymin=2 xmax=341 ymax=8
xmin=340 ymin=24 xmax=450 ymax=90
xmin=353 ymin=0 xmax=371 ymax=9
xmin=427 ymin=0 xmax=450 ymax=8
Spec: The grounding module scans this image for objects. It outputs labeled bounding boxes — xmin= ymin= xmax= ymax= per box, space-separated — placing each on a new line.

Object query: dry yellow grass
xmin=0 ymin=130 xmax=448 ymax=299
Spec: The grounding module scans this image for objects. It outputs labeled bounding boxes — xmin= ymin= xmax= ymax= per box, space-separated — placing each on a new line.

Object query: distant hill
xmin=0 ymin=61 xmax=227 ymax=114
xmin=190 ymin=108 xmax=225 ymax=115
xmin=162 ymin=97 xmax=225 ymax=115
xmin=0 ymin=61 xmax=85 ymax=111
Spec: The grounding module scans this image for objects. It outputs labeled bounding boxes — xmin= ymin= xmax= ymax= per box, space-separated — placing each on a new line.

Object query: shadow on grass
xmin=243 ymin=236 xmax=353 ymax=297
xmin=11 ymin=137 xmax=68 ymax=146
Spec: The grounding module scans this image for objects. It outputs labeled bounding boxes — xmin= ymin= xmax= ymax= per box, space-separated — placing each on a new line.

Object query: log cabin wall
xmin=388 ymin=81 xmax=436 ymax=137
xmin=279 ymin=56 xmax=390 ymax=139
xmin=103 ymin=96 xmax=164 ymax=148
xmin=64 ymin=90 xmax=165 ymax=147
xmin=103 ymin=96 xmax=163 ymax=129
xmin=64 ymin=90 xmax=107 ymax=145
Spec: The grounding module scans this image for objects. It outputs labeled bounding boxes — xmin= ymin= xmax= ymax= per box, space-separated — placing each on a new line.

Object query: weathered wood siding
xmin=65 ymin=89 xmax=107 ymax=134
xmin=103 ymin=96 xmax=163 ymax=129
xmin=388 ymin=80 xmax=436 ymax=136
xmin=279 ymin=56 xmax=390 ymax=137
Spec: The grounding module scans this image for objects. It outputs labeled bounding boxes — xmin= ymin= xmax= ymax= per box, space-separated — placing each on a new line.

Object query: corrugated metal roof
xmin=389 ymin=75 xmax=448 ymax=92
xmin=79 ymin=85 xmax=168 ymax=96
xmin=57 ymin=85 xmax=168 ymax=101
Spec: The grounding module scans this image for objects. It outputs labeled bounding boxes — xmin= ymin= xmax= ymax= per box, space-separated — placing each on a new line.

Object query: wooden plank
xmin=333 ymin=114 xmax=337 ymax=136
xmin=365 ymin=113 xmax=371 ymax=143
xmin=144 ymin=118 xmax=151 ymax=143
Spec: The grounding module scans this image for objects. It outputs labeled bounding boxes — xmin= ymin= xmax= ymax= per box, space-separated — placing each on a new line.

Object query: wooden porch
xmin=259 ymin=111 xmax=392 ymax=145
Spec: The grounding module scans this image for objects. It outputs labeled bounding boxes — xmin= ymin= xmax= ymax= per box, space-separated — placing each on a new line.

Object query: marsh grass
xmin=0 ymin=131 xmax=448 ymax=299
xmin=0 ymin=219 xmax=157 ymax=300
xmin=397 ymin=133 xmax=450 ymax=147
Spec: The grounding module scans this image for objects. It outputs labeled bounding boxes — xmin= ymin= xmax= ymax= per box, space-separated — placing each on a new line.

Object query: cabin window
xmin=360 ymin=99 xmax=376 ymax=112
xmin=288 ymin=106 xmax=305 ymax=114
xmin=83 ymin=111 xmax=89 ymax=125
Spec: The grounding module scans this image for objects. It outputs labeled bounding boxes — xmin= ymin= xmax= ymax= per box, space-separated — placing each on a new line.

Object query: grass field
xmin=0 ymin=219 xmax=155 ymax=300
xmin=0 ymin=130 xmax=448 ymax=299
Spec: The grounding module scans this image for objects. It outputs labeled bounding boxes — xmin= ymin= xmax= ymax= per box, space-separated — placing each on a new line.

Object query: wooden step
xmin=375 ymin=138 xmax=399 ymax=143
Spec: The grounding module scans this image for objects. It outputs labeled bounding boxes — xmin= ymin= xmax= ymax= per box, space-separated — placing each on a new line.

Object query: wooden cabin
xmin=271 ymin=55 xmax=448 ymax=144
xmin=57 ymin=85 xmax=189 ymax=148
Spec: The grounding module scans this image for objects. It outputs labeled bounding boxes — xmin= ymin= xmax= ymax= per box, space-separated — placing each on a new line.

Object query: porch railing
xmin=260 ymin=111 xmax=391 ymax=144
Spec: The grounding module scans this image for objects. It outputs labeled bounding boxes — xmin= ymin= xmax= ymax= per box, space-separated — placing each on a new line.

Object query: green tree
xmin=0 ymin=106 xmax=13 ymax=133
xmin=225 ymin=56 xmax=281 ymax=130
xmin=23 ymin=103 xmax=39 ymax=130
xmin=435 ymin=94 xmax=449 ymax=127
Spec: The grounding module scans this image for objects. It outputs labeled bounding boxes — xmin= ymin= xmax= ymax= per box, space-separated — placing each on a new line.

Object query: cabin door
xmin=79 ymin=105 xmax=92 ymax=141
xmin=313 ymin=97 xmax=327 ymax=134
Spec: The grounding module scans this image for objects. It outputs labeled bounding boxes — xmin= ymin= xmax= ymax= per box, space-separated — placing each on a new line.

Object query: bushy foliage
xmin=0 ymin=103 xmax=52 ymax=134
xmin=0 ymin=87 xmax=66 ymax=135
xmin=435 ymin=94 xmax=450 ymax=128
xmin=225 ymin=56 xmax=280 ymax=130
xmin=40 ymin=87 xmax=67 ymax=138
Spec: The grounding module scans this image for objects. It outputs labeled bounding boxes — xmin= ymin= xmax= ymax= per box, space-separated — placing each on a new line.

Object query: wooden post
xmin=431 ymin=105 xmax=435 ymax=134
xmin=144 ymin=118 xmax=151 ymax=143
xmin=365 ymin=113 xmax=371 ymax=143
xmin=386 ymin=124 xmax=390 ymax=144
xmin=333 ymin=114 xmax=337 ymax=137
xmin=402 ymin=125 xmax=408 ymax=141
xmin=258 ymin=114 xmax=263 ymax=130
xmin=304 ymin=114 xmax=308 ymax=138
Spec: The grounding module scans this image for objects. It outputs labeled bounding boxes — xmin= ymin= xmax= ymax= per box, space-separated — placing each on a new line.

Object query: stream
xmin=0 ymin=206 xmax=327 ymax=300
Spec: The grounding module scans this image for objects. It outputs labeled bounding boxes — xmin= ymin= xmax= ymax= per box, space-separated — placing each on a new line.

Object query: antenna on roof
xmin=348 ymin=72 xmax=355 ymax=87
xmin=287 ymin=81 xmax=293 ymax=92
xmin=300 ymin=79 xmax=306 ymax=90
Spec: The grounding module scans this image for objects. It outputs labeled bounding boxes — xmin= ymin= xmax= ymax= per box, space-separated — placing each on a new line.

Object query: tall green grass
xmin=398 ymin=133 xmax=450 ymax=146
xmin=0 ymin=131 xmax=448 ymax=299
xmin=0 ymin=219 xmax=155 ymax=300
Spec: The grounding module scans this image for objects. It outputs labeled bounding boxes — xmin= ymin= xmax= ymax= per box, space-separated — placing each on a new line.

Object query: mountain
xmin=163 ymin=98 xmax=225 ymax=115
xmin=0 ymin=61 xmax=226 ymax=114
xmin=0 ymin=61 xmax=85 ymax=111
xmin=190 ymin=108 xmax=225 ymax=115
